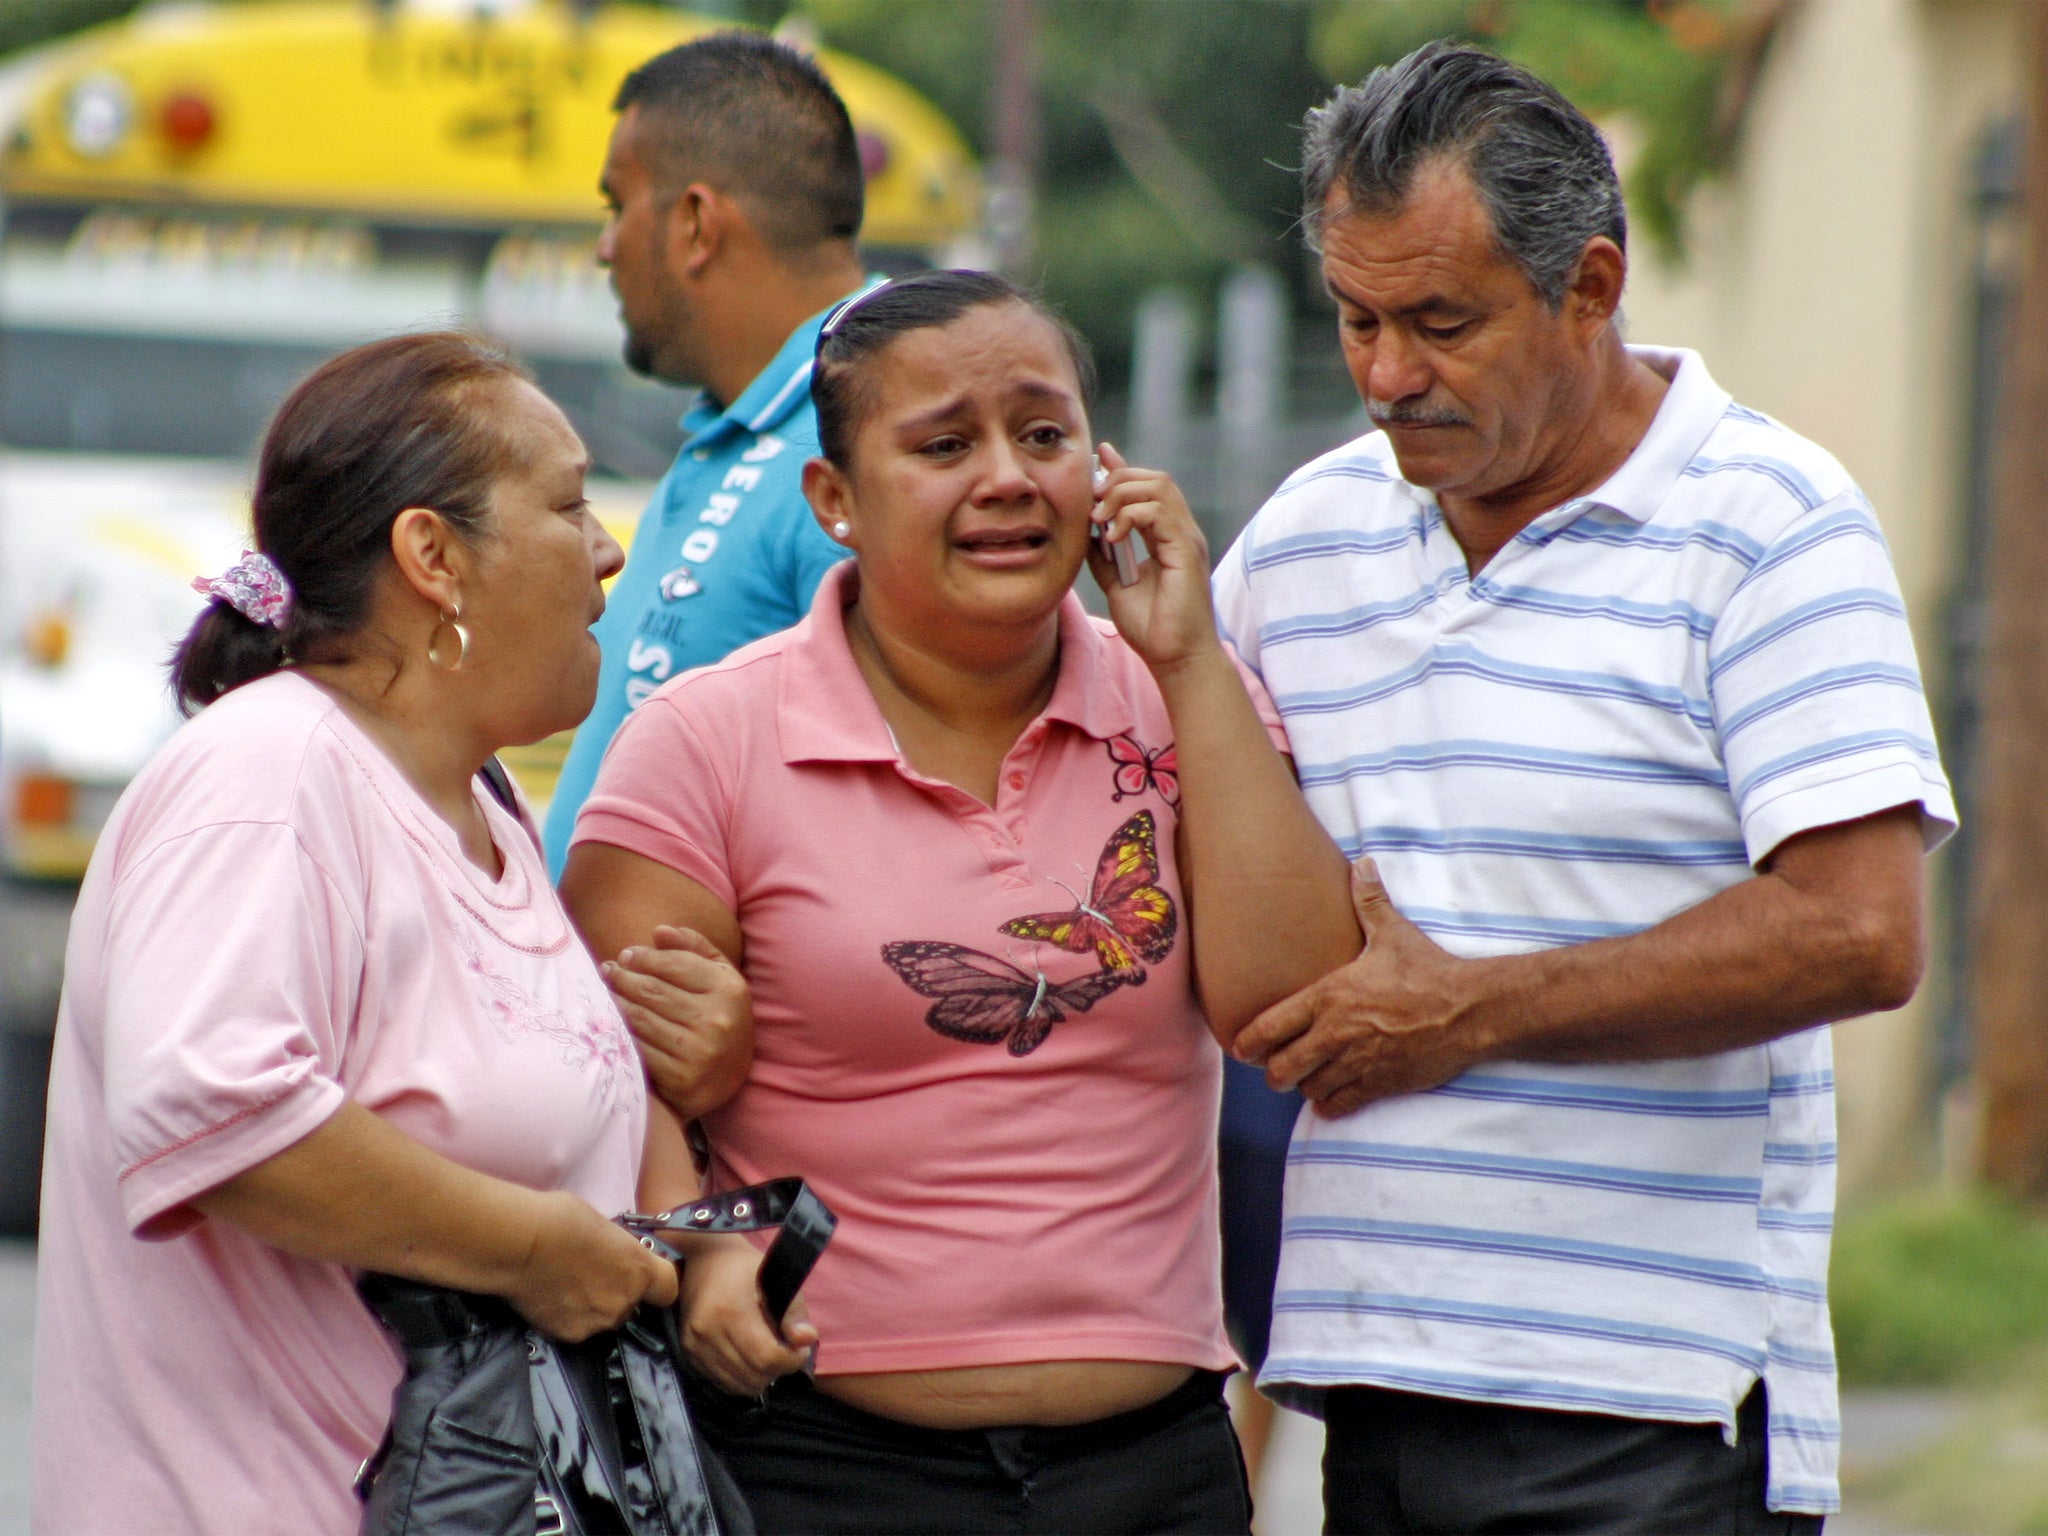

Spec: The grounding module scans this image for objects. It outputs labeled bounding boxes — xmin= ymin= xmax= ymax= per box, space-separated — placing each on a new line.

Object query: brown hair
xmin=813 ymin=270 xmax=1095 ymax=469
xmin=171 ymin=332 xmax=532 ymax=713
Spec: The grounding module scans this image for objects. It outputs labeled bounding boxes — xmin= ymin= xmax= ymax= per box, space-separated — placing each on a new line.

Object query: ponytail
xmin=171 ymin=601 xmax=291 ymax=712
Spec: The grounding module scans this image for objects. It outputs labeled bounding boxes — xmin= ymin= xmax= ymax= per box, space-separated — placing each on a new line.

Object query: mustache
xmin=1365 ymin=397 xmax=1472 ymax=429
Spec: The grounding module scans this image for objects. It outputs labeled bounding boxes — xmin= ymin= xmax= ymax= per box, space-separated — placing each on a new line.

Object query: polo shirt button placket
xmin=1435 ymin=562 xmax=1478 ymax=633
xmin=962 ymin=810 xmax=1031 ymax=885
xmin=999 ymin=767 xmax=1031 ymax=844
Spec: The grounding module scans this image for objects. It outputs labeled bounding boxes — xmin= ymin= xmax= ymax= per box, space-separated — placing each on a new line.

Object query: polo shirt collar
xmin=777 ymin=563 xmax=1140 ymax=766
xmin=1388 ymin=345 xmax=1732 ymax=527
xmin=1042 ymin=594 xmax=1138 ymax=741
xmin=682 ymin=276 xmax=892 ymax=449
xmin=1579 ymin=346 xmax=1733 ymax=523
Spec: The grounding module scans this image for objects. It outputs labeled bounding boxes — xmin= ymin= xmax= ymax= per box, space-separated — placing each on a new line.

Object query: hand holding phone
xmin=1092 ymin=450 xmax=1141 ymax=587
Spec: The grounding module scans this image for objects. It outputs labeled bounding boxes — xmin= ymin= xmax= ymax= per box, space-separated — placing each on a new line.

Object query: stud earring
xmin=831 ymin=520 xmax=852 ymax=541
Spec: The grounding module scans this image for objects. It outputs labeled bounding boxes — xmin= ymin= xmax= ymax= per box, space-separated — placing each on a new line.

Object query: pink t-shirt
xmin=577 ymin=562 xmax=1284 ymax=1376
xmin=32 ymin=671 xmax=645 ymax=1536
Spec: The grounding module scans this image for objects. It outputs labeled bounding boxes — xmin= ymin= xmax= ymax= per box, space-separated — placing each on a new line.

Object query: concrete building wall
xmin=1621 ymin=0 xmax=2026 ymax=1194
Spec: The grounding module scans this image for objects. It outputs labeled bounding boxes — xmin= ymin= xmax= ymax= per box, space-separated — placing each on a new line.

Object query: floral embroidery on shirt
xmin=454 ymin=927 xmax=639 ymax=1108
xmin=1105 ymin=734 xmax=1179 ymax=808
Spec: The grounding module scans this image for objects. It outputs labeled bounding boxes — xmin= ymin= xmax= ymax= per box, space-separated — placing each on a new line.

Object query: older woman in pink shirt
xmin=564 ymin=271 xmax=1360 ymax=1534
xmin=32 ymin=334 xmax=682 ymax=1535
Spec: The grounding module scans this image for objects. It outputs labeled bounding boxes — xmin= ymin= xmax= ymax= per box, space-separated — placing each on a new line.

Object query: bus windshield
xmin=0 ymin=207 xmax=687 ymax=475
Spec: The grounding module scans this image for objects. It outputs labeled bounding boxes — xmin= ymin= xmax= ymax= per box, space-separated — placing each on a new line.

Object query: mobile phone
xmin=1092 ymin=452 xmax=1140 ymax=587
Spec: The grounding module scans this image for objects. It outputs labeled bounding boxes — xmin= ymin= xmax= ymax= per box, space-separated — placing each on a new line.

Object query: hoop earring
xmin=426 ymin=601 xmax=470 ymax=672
xmin=831 ymin=520 xmax=852 ymax=541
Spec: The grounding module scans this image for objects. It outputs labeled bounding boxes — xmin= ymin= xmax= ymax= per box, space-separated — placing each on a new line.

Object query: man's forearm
xmin=1244 ymin=804 xmax=1928 ymax=1113
xmin=1462 ymin=812 xmax=1926 ymax=1064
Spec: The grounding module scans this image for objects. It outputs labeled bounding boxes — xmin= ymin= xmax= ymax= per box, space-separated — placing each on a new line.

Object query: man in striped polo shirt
xmin=1217 ymin=43 xmax=1955 ymax=1534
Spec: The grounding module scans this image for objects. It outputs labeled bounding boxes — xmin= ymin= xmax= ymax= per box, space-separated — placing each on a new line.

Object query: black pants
xmin=689 ymin=1369 xmax=1253 ymax=1536
xmin=1322 ymin=1382 xmax=1825 ymax=1536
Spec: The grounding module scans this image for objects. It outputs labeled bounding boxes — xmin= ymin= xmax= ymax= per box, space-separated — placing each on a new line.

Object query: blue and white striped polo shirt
xmin=1212 ymin=347 xmax=1955 ymax=1515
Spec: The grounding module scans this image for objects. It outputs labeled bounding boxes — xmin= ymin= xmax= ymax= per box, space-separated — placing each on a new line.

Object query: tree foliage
xmin=0 ymin=1 xmax=147 ymax=60
xmin=807 ymin=0 xmax=1745 ymax=386
xmin=808 ymin=0 xmax=1328 ymax=387
xmin=1311 ymin=0 xmax=1745 ymax=257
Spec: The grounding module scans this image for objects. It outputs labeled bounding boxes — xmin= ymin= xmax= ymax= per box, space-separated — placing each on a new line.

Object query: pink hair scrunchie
xmin=192 ymin=550 xmax=293 ymax=629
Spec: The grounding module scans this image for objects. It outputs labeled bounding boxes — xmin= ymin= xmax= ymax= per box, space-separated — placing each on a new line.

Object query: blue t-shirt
xmin=543 ymin=305 xmax=852 ymax=872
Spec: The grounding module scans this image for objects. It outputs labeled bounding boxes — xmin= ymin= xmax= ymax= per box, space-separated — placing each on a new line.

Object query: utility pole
xmin=1215 ymin=264 xmax=1289 ymax=549
xmin=985 ymin=0 xmax=1040 ymax=279
xmin=1970 ymin=5 xmax=2048 ymax=1206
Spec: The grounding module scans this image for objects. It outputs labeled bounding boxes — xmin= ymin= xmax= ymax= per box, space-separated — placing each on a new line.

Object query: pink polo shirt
xmin=33 ymin=671 xmax=644 ymax=1536
xmin=577 ymin=562 xmax=1283 ymax=1376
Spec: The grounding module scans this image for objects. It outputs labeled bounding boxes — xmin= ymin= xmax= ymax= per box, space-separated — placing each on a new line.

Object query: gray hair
xmin=1301 ymin=42 xmax=1625 ymax=309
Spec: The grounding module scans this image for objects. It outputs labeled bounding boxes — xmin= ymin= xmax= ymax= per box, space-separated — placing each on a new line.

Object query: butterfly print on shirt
xmin=882 ymin=941 xmax=1134 ymax=1056
xmin=999 ymin=810 xmax=1178 ymax=976
xmin=1107 ymin=734 xmax=1179 ymax=808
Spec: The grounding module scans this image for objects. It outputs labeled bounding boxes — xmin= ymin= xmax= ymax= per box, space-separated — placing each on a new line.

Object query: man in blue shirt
xmin=545 ymin=32 xmax=864 ymax=870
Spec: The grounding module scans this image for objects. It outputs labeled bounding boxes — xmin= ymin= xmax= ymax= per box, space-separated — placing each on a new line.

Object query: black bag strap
xmin=476 ymin=755 xmax=548 ymax=857
xmin=617 ymin=1178 xmax=837 ymax=1327
xmin=476 ymin=756 xmax=519 ymax=815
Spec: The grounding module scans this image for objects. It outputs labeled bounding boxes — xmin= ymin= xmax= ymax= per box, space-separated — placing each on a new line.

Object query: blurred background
xmin=3 ymin=1 xmax=2048 ymax=1532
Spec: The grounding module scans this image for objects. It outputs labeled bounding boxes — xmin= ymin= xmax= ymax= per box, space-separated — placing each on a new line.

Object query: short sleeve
xmin=1225 ymin=640 xmax=1291 ymax=756
xmin=573 ymin=690 xmax=741 ymax=910
xmin=1707 ymin=494 xmax=1958 ymax=863
xmin=103 ymin=821 xmax=357 ymax=1238
xmin=1211 ymin=531 xmax=1262 ymax=677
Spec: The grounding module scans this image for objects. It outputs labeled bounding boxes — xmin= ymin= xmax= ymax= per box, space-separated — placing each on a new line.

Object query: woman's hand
xmin=604 ymin=925 xmax=754 ymax=1121
xmin=673 ymin=1230 xmax=820 ymax=1395
xmin=1088 ymin=441 xmax=1221 ymax=676
xmin=507 ymin=1190 xmax=680 ymax=1342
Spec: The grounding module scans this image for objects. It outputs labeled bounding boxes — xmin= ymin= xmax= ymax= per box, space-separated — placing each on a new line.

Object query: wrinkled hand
xmin=506 ymin=1190 xmax=679 ymax=1343
xmin=673 ymin=1231 xmax=819 ymax=1396
xmin=604 ymin=925 xmax=752 ymax=1121
xmin=1089 ymin=442 xmax=1220 ymax=674
xmin=1231 ymin=859 xmax=1486 ymax=1117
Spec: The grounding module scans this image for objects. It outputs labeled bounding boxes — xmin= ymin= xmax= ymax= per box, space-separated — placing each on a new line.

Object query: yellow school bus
xmin=0 ymin=0 xmax=980 ymax=880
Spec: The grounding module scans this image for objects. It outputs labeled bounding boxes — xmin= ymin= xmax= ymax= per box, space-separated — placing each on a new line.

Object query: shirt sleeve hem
xmin=1741 ymin=760 xmax=1959 ymax=866
xmin=118 ymin=1073 xmax=347 ymax=1241
xmin=1222 ymin=640 xmax=1291 ymax=755
xmin=571 ymin=808 xmax=740 ymax=911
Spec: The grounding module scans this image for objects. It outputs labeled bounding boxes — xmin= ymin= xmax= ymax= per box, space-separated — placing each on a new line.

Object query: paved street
xmin=1 ymin=1242 xmax=31 ymax=1536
